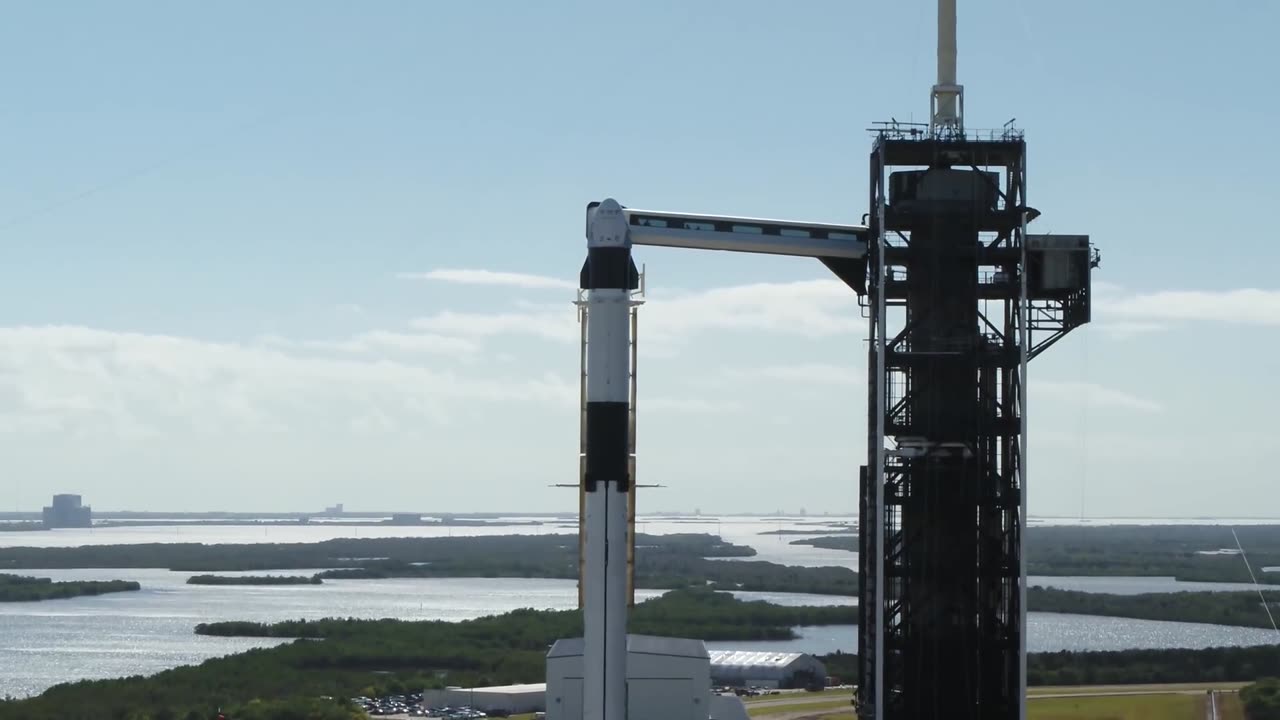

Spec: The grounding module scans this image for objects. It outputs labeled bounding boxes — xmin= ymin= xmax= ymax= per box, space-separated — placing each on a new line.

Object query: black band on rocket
xmin=584 ymin=402 xmax=630 ymax=492
xmin=580 ymin=248 xmax=640 ymax=291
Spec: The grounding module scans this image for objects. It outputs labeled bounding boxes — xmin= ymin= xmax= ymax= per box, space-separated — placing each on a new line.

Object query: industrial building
xmin=42 ymin=494 xmax=92 ymax=528
xmin=709 ymin=650 xmax=827 ymax=689
xmin=545 ymin=634 xmax=712 ymax=720
xmin=421 ymin=683 xmax=546 ymax=715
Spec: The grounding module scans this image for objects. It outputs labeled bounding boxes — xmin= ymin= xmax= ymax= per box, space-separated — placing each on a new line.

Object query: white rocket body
xmin=582 ymin=199 xmax=634 ymax=720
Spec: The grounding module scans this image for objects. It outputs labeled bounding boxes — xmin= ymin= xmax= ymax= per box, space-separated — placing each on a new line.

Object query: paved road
xmin=740 ymin=694 xmax=851 ymax=710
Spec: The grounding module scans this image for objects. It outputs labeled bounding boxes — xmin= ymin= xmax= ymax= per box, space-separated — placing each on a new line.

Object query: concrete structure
xmin=422 ymin=683 xmax=546 ymax=714
xmin=546 ymin=634 xmax=710 ymax=720
xmin=41 ymin=494 xmax=91 ymax=528
xmin=708 ymin=695 xmax=750 ymax=720
xmin=709 ymin=650 xmax=827 ymax=689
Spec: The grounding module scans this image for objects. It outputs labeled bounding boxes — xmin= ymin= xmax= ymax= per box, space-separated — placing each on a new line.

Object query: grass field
xmin=747 ymin=692 xmax=1220 ymax=720
xmin=1029 ymin=682 xmax=1249 ymax=696
xmin=1215 ymin=692 xmax=1245 ymax=720
xmin=1027 ymin=693 xmax=1204 ymax=719
xmin=507 ymin=685 xmax=1242 ymax=720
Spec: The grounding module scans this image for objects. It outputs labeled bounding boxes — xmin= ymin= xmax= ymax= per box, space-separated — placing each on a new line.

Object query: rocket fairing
xmin=581 ymin=198 xmax=639 ymax=720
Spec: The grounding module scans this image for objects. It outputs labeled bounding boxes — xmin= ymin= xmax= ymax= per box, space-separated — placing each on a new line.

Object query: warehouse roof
xmin=548 ymin=634 xmax=709 ymax=659
xmin=710 ymin=650 xmax=808 ymax=668
xmin=457 ymin=683 xmax=547 ymax=694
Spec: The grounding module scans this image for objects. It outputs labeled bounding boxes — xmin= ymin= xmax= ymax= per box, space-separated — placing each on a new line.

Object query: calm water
xmin=703 ymin=615 xmax=1280 ymax=656
xmin=2 ymin=516 xmax=1278 ymax=698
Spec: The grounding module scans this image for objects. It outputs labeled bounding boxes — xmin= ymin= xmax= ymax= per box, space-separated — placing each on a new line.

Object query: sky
xmin=0 ymin=0 xmax=1275 ymax=516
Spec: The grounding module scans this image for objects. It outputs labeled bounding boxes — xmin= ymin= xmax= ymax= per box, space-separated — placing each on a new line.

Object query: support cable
xmin=1231 ymin=528 xmax=1280 ymax=638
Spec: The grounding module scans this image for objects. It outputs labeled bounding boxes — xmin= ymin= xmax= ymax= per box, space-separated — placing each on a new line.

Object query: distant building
xmin=324 ymin=503 xmax=344 ymax=515
xmin=388 ymin=513 xmax=422 ymax=525
xmin=709 ymin=650 xmax=827 ymax=689
xmin=42 ymin=494 xmax=92 ymax=528
xmin=423 ymin=683 xmax=546 ymax=715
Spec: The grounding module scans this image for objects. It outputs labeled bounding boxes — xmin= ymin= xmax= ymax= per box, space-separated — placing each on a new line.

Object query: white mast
xmin=931 ymin=0 xmax=964 ymax=135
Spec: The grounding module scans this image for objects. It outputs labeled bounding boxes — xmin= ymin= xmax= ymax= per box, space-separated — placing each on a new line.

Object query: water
xmin=1027 ymin=575 xmax=1277 ymax=594
xmin=703 ymin=615 xmax=1280 ymax=656
xmin=3 ymin=570 xmax=1279 ymax=699
xmin=2 ymin=516 xmax=1278 ymax=698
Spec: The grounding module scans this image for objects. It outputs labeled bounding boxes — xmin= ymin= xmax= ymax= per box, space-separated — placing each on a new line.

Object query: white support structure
xmin=595 ymin=206 xmax=868 ymax=259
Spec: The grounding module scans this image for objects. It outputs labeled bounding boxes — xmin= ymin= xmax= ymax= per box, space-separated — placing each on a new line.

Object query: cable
xmin=0 ymin=111 xmax=290 ymax=232
xmin=1231 ymin=527 xmax=1280 ymax=637
xmin=1079 ymin=325 xmax=1088 ymax=522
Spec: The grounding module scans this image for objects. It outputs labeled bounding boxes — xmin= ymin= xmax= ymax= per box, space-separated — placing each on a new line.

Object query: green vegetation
xmin=0 ymin=522 xmax=44 ymax=533
xmin=0 ymin=574 xmax=139 ymax=602
xmin=1028 ymin=587 xmax=1280 ymax=629
xmin=0 ymin=588 xmax=846 ymax=720
xmin=1025 ymin=525 xmax=1280 ymax=584
xmin=0 ymin=533 xmax=859 ymax=595
xmin=5 ymin=588 xmax=1280 ymax=719
xmin=197 ymin=586 xmax=855 ymax=641
xmin=791 ymin=535 xmax=857 ymax=551
xmin=0 ymin=532 xmax=745 ymax=571
xmin=1026 ymin=694 xmax=1202 ymax=720
xmin=794 ymin=524 xmax=1280 ymax=585
xmin=187 ymin=574 xmax=323 ymax=586
xmin=820 ymin=646 xmax=1280 ymax=688
xmin=1242 ymin=678 xmax=1280 ymax=720
xmin=223 ymin=697 xmax=366 ymax=720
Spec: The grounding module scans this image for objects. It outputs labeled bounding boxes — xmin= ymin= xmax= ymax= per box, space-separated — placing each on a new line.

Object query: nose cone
xmin=587 ymin=198 xmax=630 ymax=248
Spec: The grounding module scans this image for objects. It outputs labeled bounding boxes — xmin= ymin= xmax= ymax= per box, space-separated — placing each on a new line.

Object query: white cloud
xmin=412 ymin=309 xmax=578 ymax=344
xmin=719 ymin=363 xmax=862 ymax=387
xmin=645 ymin=396 xmax=743 ymax=414
xmin=642 ymin=279 xmax=861 ymax=342
xmin=1034 ymin=380 xmax=1163 ymax=413
xmin=1098 ymin=287 xmax=1280 ymax=327
xmin=298 ymin=330 xmax=481 ymax=356
xmin=404 ymin=277 xmax=862 ymax=357
xmin=1093 ymin=321 xmax=1168 ymax=340
xmin=401 ymin=268 xmax=576 ymax=291
xmin=0 ymin=325 xmax=575 ymax=438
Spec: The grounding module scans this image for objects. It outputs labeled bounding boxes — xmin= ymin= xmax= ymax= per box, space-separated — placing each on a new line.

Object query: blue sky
xmin=0 ymin=1 xmax=1275 ymax=515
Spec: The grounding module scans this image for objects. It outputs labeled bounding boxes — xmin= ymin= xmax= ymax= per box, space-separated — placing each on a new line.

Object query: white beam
xmin=604 ymin=207 xmax=868 ymax=259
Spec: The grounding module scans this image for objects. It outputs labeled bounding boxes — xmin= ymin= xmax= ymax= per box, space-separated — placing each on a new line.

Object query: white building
xmin=545 ymin=634 xmax=712 ymax=720
xmin=421 ymin=683 xmax=546 ymax=714
xmin=709 ymin=650 xmax=827 ymax=689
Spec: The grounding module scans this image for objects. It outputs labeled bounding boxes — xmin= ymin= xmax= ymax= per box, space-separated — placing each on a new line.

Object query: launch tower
xmin=570 ymin=1 xmax=1097 ymax=719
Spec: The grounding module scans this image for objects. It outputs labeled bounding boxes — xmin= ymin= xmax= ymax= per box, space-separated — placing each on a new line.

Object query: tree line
xmin=0 ymin=574 xmax=139 ymax=602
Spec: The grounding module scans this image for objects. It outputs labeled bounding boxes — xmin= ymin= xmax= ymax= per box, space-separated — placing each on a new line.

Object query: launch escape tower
xmin=571 ymin=2 xmax=1097 ymax=719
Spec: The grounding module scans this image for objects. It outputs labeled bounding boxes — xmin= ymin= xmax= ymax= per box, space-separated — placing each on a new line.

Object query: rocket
xmin=580 ymin=198 xmax=638 ymax=720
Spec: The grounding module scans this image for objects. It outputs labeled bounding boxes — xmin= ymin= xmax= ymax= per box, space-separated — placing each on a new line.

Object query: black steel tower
xmin=857 ymin=128 xmax=1095 ymax=719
